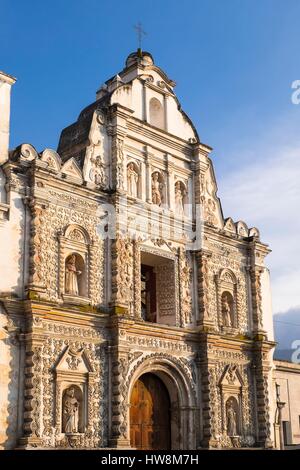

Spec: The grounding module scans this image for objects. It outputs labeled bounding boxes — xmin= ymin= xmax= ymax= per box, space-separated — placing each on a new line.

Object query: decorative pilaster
xmin=108 ymin=324 xmax=131 ymax=449
xmin=19 ymin=324 xmax=45 ymax=448
xmin=26 ymin=198 xmax=48 ymax=297
xmin=110 ymin=235 xmax=134 ymax=314
xmin=199 ymin=352 xmax=219 ymax=448
xmin=111 ymin=135 xmax=126 ymax=191
xmin=195 ymin=249 xmax=214 ymax=328
xmin=253 ymin=343 xmax=273 ymax=448
xmin=249 ymin=266 xmax=265 ymax=333
xmin=133 ymin=240 xmax=141 ymax=319
xmin=145 ymin=146 xmax=152 ymax=203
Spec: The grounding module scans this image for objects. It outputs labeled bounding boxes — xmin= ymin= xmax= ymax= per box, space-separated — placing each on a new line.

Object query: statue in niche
xmin=175 ymin=181 xmax=186 ymax=215
xmin=222 ymin=293 xmax=233 ymax=327
xmin=127 ymin=162 xmax=139 ymax=198
xmin=65 ymin=254 xmax=81 ymax=296
xmin=226 ymin=399 xmax=238 ymax=436
xmin=90 ymin=154 xmax=106 ymax=186
xmin=152 ymin=172 xmax=163 ymax=206
xmin=63 ymin=387 xmax=79 ymax=434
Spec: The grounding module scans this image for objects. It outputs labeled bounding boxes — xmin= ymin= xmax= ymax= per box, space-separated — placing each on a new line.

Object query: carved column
xmin=253 ymin=344 xmax=273 ymax=448
xmin=133 ymin=240 xmax=141 ymax=319
xmin=249 ymin=266 xmax=265 ymax=333
xmin=111 ymin=134 xmax=126 ymax=192
xmin=26 ymin=198 xmax=48 ymax=297
xmin=199 ymin=346 xmax=219 ymax=448
xmin=145 ymin=146 xmax=152 ymax=203
xmin=19 ymin=319 xmax=46 ymax=448
xmin=108 ymin=320 xmax=131 ymax=448
xmin=195 ymin=249 xmax=214 ymax=329
xmin=110 ymin=236 xmax=134 ymax=314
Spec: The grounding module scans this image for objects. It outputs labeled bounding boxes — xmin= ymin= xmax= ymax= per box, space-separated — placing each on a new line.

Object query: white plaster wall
xmin=274 ymin=363 xmax=300 ymax=445
xmin=0 ymin=168 xmax=6 ymax=203
xmin=0 ymin=309 xmax=21 ymax=449
xmin=0 ymin=191 xmax=28 ymax=297
xmin=166 ymin=96 xmax=196 ymax=141
xmin=0 ymin=79 xmax=13 ymax=163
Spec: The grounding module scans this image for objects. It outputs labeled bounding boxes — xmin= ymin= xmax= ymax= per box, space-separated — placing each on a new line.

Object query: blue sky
xmin=2 ymin=0 xmax=300 ymax=352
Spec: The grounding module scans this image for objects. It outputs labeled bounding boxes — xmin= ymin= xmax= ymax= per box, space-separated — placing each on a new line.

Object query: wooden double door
xmin=130 ymin=373 xmax=171 ymax=450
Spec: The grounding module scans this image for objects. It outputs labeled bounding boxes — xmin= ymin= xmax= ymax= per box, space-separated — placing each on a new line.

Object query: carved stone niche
xmin=54 ymin=346 xmax=96 ymax=442
xmin=215 ymin=269 xmax=239 ymax=333
xmin=58 ymin=224 xmax=93 ymax=305
xmin=219 ymin=365 xmax=244 ymax=443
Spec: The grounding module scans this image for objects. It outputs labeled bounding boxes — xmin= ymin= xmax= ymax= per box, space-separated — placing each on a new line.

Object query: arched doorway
xmin=130 ymin=373 xmax=171 ymax=450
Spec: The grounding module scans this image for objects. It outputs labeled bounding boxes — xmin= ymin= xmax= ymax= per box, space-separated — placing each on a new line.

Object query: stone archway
xmin=126 ymin=355 xmax=197 ymax=450
xmin=130 ymin=373 xmax=171 ymax=450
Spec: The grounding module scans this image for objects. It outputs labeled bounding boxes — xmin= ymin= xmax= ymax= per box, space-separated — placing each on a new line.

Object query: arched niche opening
xmin=149 ymin=97 xmax=165 ymax=129
xmin=65 ymin=253 xmax=86 ymax=298
xmin=62 ymin=385 xmax=84 ymax=434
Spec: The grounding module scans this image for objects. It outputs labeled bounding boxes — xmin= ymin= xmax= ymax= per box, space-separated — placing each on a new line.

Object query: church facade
xmin=0 ymin=51 xmax=290 ymax=450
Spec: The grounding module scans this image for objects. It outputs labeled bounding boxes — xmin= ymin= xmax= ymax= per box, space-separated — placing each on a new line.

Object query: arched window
xmin=149 ymin=97 xmax=165 ymax=129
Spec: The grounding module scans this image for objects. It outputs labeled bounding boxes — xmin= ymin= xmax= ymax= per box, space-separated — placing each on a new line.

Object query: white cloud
xmin=216 ymin=116 xmax=300 ymax=314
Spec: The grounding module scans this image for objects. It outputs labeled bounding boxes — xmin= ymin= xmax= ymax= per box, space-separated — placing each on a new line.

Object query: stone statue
xmin=127 ymin=163 xmax=139 ymax=198
xmin=175 ymin=181 xmax=185 ymax=214
xmin=63 ymin=387 xmax=79 ymax=434
xmin=226 ymin=400 xmax=238 ymax=436
xmin=152 ymin=172 xmax=163 ymax=206
xmin=65 ymin=255 xmax=81 ymax=296
xmin=222 ymin=294 xmax=232 ymax=327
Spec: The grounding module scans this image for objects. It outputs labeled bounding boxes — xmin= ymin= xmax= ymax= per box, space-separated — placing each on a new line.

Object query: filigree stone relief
xmin=28 ymin=199 xmax=105 ymax=304
xmin=41 ymin=332 xmax=107 ymax=448
xmin=111 ymin=236 xmax=134 ymax=309
xmin=203 ymin=360 xmax=255 ymax=448
xmin=178 ymin=248 xmax=193 ymax=326
xmin=209 ymin=249 xmax=249 ymax=333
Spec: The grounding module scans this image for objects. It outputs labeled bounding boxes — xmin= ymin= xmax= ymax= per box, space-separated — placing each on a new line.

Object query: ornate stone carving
xmin=250 ymin=267 xmax=264 ymax=330
xmin=127 ymin=162 xmax=139 ymax=198
xmin=151 ymin=171 xmax=164 ymax=206
xmin=90 ymin=154 xmax=107 ymax=187
xmin=174 ymin=180 xmax=186 ymax=215
xmin=111 ymin=236 xmax=134 ymax=309
xmin=178 ymin=248 xmax=193 ymax=325
xmin=62 ymin=387 xmax=80 ymax=433
xmin=65 ymin=254 xmax=82 ymax=296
